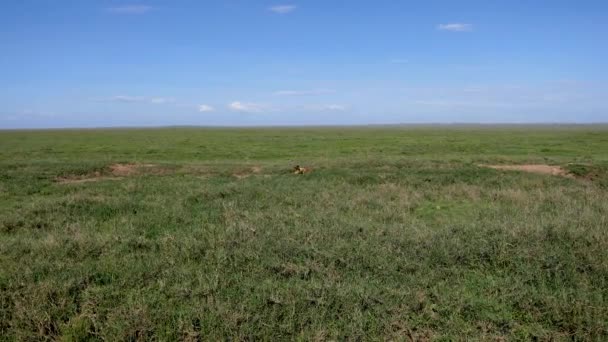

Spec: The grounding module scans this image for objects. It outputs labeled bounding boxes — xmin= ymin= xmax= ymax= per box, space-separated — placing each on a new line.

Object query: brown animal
xmin=293 ymin=165 xmax=312 ymax=174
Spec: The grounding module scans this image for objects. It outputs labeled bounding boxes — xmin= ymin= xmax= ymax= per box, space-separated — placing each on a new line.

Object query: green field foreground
xmin=1 ymin=126 xmax=607 ymax=340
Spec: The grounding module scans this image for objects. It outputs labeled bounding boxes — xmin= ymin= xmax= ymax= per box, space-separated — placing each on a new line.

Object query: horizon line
xmin=2 ymin=122 xmax=608 ymax=131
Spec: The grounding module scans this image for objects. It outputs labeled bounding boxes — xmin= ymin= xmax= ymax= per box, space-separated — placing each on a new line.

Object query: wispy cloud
xmin=437 ymin=23 xmax=473 ymax=32
xmin=228 ymin=101 xmax=268 ymax=113
xmin=273 ymin=89 xmax=334 ymax=96
xmin=269 ymin=4 xmax=297 ymax=14
xmin=110 ymin=95 xmax=146 ymax=103
xmin=106 ymin=5 xmax=154 ymax=14
xmin=107 ymin=96 xmax=173 ymax=104
xmin=150 ymin=97 xmax=175 ymax=104
xmin=322 ymin=104 xmax=347 ymax=111
xmin=198 ymin=104 xmax=215 ymax=112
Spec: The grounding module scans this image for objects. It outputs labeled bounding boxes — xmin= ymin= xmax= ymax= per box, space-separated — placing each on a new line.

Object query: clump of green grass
xmin=566 ymin=163 xmax=608 ymax=187
xmin=1 ymin=126 xmax=607 ymax=340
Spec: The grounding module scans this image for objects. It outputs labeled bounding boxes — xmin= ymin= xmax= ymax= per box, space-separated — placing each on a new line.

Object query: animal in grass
xmin=293 ymin=165 xmax=312 ymax=174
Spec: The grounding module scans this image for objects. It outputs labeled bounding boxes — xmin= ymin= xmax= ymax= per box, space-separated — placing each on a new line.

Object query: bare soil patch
xmin=109 ymin=163 xmax=178 ymax=177
xmin=482 ymin=164 xmax=574 ymax=178
xmin=109 ymin=163 xmax=138 ymax=176
xmin=56 ymin=163 xmax=164 ymax=184
xmin=233 ymin=166 xmax=264 ymax=179
xmin=55 ymin=174 xmax=123 ymax=184
xmin=109 ymin=163 xmax=162 ymax=176
xmin=58 ymin=163 xmax=260 ymax=184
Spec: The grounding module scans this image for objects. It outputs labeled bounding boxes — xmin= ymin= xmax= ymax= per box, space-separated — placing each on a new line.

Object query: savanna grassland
xmin=1 ymin=126 xmax=607 ymax=340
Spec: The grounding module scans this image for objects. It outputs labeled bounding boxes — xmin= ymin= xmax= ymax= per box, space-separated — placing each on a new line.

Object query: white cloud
xmin=228 ymin=101 xmax=267 ymax=113
xmin=108 ymin=96 xmax=173 ymax=104
xmin=198 ymin=104 xmax=215 ymax=112
xmin=273 ymin=89 xmax=334 ymax=96
xmin=437 ymin=23 xmax=473 ymax=32
xmin=106 ymin=5 xmax=154 ymax=14
xmin=150 ymin=97 xmax=175 ymax=104
xmin=111 ymin=95 xmax=146 ymax=103
xmin=322 ymin=104 xmax=347 ymax=111
xmin=269 ymin=5 xmax=297 ymax=14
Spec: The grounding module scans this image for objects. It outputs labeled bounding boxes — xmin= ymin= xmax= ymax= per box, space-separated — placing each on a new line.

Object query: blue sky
xmin=1 ymin=0 xmax=608 ymax=128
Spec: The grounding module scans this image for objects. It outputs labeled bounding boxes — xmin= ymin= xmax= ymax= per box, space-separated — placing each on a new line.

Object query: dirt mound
xmin=57 ymin=163 xmax=258 ymax=184
xmin=482 ymin=164 xmax=574 ymax=178
xmin=56 ymin=163 xmax=162 ymax=184
xmin=109 ymin=163 xmax=138 ymax=176
xmin=233 ymin=166 xmax=264 ymax=179
xmin=108 ymin=163 xmax=160 ymax=176
xmin=55 ymin=176 xmax=123 ymax=184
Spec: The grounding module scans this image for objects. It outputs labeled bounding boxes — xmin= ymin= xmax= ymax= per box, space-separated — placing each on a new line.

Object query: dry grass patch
xmin=55 ymin=163 xmax=171 ymax=184
xmin=55 ymin=175 xmax=123 ymax=184
xmin=109 ymin=163 xmax=169 ymax=176
xmin=55 ymin=169 xmax=122 ymax=184
xmin=56 ymin=163 xmax=265 ymax=183
xmin=481 ymin=164 xmax=574 ymax=178
xmin=108 ymin=163 xmax=140 ymax=176
xmin=233 ymin=165 xmax=264 ymax=179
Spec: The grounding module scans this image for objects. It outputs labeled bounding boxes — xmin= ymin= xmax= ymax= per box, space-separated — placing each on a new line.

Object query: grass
xmin=1 ymin=125 xmax=607 ymax=340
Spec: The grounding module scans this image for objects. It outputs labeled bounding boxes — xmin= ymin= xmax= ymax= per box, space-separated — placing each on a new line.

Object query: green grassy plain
xmin=1 ymin=126 xmax=607 ymax=340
